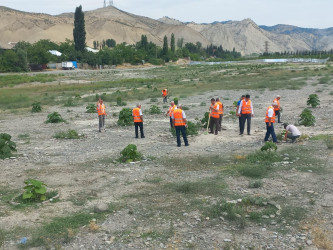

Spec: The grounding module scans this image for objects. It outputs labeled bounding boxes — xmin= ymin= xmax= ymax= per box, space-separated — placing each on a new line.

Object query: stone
xmin=291 ymin=237 xmax=297 ymax=243
xmin=306 ymin=240 xmax=312 ymax=245
xmin=94 ymin=203 xmax=109 ymax=213
xmin=224 ymin=239 xmax=232 ymax=242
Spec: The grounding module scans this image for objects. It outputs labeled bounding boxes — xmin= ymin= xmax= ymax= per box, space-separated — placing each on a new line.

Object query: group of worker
xmin=95 ymin=88 xmax=301 ymax=147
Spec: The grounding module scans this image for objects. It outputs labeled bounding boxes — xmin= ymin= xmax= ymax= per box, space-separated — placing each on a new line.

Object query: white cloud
xmin=1 ymin=0 xmax=332 ymax=28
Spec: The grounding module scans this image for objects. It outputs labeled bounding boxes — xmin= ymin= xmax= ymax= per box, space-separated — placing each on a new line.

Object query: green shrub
xmin=117 ymin=108 xmax=133 ymax=126
xmin=45 ymin=112 xmax=65 ymax=123
xmin=0 ymin=133 xmax=17 ymax=159
xmin=233 ymin=101 xmax=238 ymax=107
xmin=116 ymin=96 xmax=126 ymax=106
xmin=248 ymin=180 xmax=263 ymax=188
xmin=276 ymin=130 xmax=286 ymax=141
xmin=22 ymin=179 xmax=47 ymax=201
xmin=299 ymin=108 xmax=315 ymax=126
xmin=119 ymin=144 xmax=142 ymax=163
xmin=200 ymin=112 xmax=210 ymax=128
xmin=31 ymin=102 xmax=42 ymax=113
xmin=53 ymin=130 xmax=84 ymax=139
xmin=307 ymin=94 xmax=320 ymax=108
xmin=64 ymin=97 xmax=78 ymax=107
xmin=174 ymin=97 xmax=179 ymax=105
xmin=149 ymin=105 xmax=162 ymax=114
xmin=86 ymin=104 xmax=96 ymax=113
xmin=200 ymin=102 xmax=206 ymax=106
xmin=261 ymin=142 xmax=277 ymax=152
xmin=170 ymin=121 xmax=199 ymax=136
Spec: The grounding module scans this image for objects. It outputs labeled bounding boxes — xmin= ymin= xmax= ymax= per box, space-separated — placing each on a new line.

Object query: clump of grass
xmin=31 ymin=102 xmax=42 ymax=113
xmin=324 ymin=135 xmax=333 ymax=149
xmin=86 ymin=104 xmax=96 ymax=113
xmin=45 ymin=112 xmax=65 ymax=123
xmin=248 ymin=180 xmax=262 ymax=188
xmin=150 ymin=97 xmax=158 ymax=102
xmin=149 ymin=105 xmax=162 ymax=114
xmin=53 ymin=130 xmax=84 ymax=139
xmin=119 ymin=144 xmax=142 ymax=163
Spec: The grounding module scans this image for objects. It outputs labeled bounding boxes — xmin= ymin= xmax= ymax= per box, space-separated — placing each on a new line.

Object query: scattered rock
xmin=94 ymin=203 xmax=109 ymax=213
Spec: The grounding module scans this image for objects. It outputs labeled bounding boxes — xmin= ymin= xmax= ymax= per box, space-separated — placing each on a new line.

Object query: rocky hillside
xmin=0 ymin=5 xmax=332 ymax=55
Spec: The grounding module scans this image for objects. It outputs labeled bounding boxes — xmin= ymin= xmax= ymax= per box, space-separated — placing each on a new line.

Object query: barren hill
xmin=0 ymin=6 xmax=332 ymax=55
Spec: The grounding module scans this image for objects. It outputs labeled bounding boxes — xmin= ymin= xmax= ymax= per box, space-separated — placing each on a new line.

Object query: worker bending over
xmin=283 ymin=123 xmax=301 ymax=143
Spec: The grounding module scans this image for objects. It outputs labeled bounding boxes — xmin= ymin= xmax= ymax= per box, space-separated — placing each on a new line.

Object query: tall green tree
xmin=162 ymin=35 xmax=168 ymax=56
xmin=73 ymin=5 xmax=86 ymax=52
xmin=170 ymin=33 xmax=175 ymax=53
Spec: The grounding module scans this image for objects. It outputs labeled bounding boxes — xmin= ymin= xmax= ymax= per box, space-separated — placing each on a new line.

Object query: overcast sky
xmin=1 ymin=0 xmax=332 ymax=28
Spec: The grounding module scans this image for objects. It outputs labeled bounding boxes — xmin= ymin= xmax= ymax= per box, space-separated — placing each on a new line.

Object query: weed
xmin=86 ymin=103 xmax=96 ymax=113
xmin=299 ymin=108 xmax=315 ymax=126
xmin=173 ymin=97 xmax=179 ymax=105
xmin=31 ymin=102 xmax=42 ymax=113
xmin=200 ymin=112 xmax=210 ymax=128
xmin=280 ymin=206 xmax=306 ymax=225
xmin=248 ymin=180 xmax=263 ymax=188
xmin=170 ymin=121 xmax=199 ymax=136
xmin=53 ymin=130 xmax=84 ymax=139
xmin=0 ymin=133 xmax=17 ymax=159
xmin=149 ymin=105 xmax=162 ymax=114
xmin=261 ymin=141 xmax=277 ymax=152
xmin=117 ymin=108 xmax=132 ymax=126
xmin=116 ymin=96 xmax=126 ymax=106
xmin=324 ymin=135 xmax=333 ymax=149
xmin=200 ymin=102 xmax=206 ymax=106
xmin=119 ymin=144 xmax=142 ymax=163
xmin=307 ymin=94 xmax=320 ymax=107
xmin=22 ymin=179 xmax=47 ymax=201
xmin=64 ymin=97 xmax=79 ymax=107
xmin=143 ymin=177 xmax=163 ymax=184
xmin=150 ymin=97 xmax=158 ymax=102
xmin=45 ymin=112 xmax=65 ymax=123
xmin=319 ymin=76 xmax=330 ymax=84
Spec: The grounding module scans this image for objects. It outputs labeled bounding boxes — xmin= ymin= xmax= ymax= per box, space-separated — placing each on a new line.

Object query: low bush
xmin=64 ymin=97 xmax=79 ymax=107
xmin=0 ymin=133 xmax=17 ymax=159
xmin=116 ymin=96 xmax=126 ymax=106
xmin=299 ymin=108 xmax=315 ymax=126
xmin=150 ymin=97 xmax=158 ymax=102
xmin=31 ymin=102 xmax=42 ymax=113
xmin=149 ymin=105 xmax=162 ymax=114
xmin=248 ymin=180 xmax=263 ymax=188
xmin=200 ymin=112 xmax=210 ymax=128
xmin=119 ymin=144 xmax=142 ymax=163
xmin=45 ymin=112 xmax=65 ymax=123
xmin=174 ymin=97 xmax=179 ymax=105
xmin=170 ymin=121 xmax=199 ymax=136
xmin=117 ymin=108 xmax=133 ymax=126
xmin=261 ymin=141 xmax=277 ymax=152
xmin=22 ymin=179 xmax=47 ymax=201
xmin=53 ymin=130 xmax=84 ymax=139
xmin=86 ymin=104 xmax=96 ymax=113
xmin=307 ymin=94 xmax=320 ymax=108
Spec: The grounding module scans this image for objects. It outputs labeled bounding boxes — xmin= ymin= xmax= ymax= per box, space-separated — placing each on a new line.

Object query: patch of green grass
xmin=143 ymin=177 xmax=163 ymax=184
xmin=279 ymin=206 xmax=306 ymax=225
xmin=0 ymin=74 xmax=57 ymax=88
xmin=53 ymin=130 xmax=84 ymax=139
xmin=248 ymin=180 xmax=263 ymax=188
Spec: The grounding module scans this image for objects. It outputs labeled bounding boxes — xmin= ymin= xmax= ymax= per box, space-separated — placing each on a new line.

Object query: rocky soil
xmin=0 ymin=81 xmax=333 ymax=249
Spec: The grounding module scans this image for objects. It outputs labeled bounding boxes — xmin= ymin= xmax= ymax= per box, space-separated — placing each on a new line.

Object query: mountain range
xmin=0 ymin=5 xmax=332 ymax=55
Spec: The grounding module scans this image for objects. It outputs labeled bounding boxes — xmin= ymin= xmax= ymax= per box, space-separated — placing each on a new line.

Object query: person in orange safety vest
xmin=273 ymin=95 xmax=281 ymax=123
xmin=238 ymin=94 xmax=254 ymax=135
xmin=165 ymin=101 xmax=177 ymax=128
xmin=216 ymin=97 xmax=224 ymax=132
xmin=209 ymin=98 xmax=220 ymax=135
xmin=96 ymin=98 xmax=107 ymax=132
xmin=264 ymin=102 xmax=278 ymax=143
xmin=172 ymin=104 xmax=189 ymax=147
xmin=132 ymin=104 xmax=145 ymax=138
xmin=162 ymin=88 xmax=168 ymax=103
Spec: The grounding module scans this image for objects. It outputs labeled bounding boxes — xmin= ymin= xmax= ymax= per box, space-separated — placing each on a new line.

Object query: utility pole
xmin=103 ymin=0 xmax=106 ymax=7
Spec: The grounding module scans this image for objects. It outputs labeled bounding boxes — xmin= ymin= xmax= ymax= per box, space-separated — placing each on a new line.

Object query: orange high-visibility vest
xmin=97 ymin=103 xmax=106 ymax=116
xmin=168 ymin=105 xmax=177 ymax=117
xmin=217 ymin=101 xmax=224 ymax=115
xmin=265 ymin=106 xmax=276 ymax=123
xmin=133 ymin=108 xmax=142 ymax=123
xmin=173 ymin=109 xmax=185 ymax=126
xmin=241 ymin=100 xmax=252 ymax=114
xmin=162 ymin=89 xmax=168 ymax=97
xmin=210 ymin=103 xmax=220 ymax=118
xmin=273 ymin=98 xmax=280 ymax=111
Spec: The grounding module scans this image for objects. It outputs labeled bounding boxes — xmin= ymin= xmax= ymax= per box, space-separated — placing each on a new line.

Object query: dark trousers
xmin=175 ymin=126 xmax=188 ymax=146
xmin=163 ymin=96 xmax=168 ymax=103
xmin=275 ymin=110 xmax=281 ymax=123
xmin=169 ymin=116 xmax=174 ymax=128
xmin=238 ymin=116 xmax=241 ymax=132
xmin=98 ymin=115 xmax=105 ymax=132
xmin=209 ymin=117 xmax=220 ymax=134
xmin=264 ymin=122 xmax=277 ymax=142
xmin=240 ymin=114 xmax=251 ymax=135
xmin=134 ymin=122 xmax=144 ymax=138
xmin=218 ymin=114 xmax=223 ymax=131
xmin=287 ymin=133 xmax=300 ymax=143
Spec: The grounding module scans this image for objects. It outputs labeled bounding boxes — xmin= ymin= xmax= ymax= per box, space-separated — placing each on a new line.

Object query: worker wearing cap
xmin=238 ymin=94 xmax=254 ymax=135
xmin=216 ymin=97 xmax=224 ymax=132
xmin=264 ymin=102 xmax=277 ymax=143
xmin=166 ymin=101 xmax=177 ymax=128
xmin=96 ymin=98 xmax=107 ymax=132
xmin=273 ymin=95 xmax=281 ymax=123
xmin=133 ymin=104 xmax=145 ymax=138
xmin=172 ymin=104 xmax=189 ymax=147
xmin=162 ymin=88 xmax=168 ymax=103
